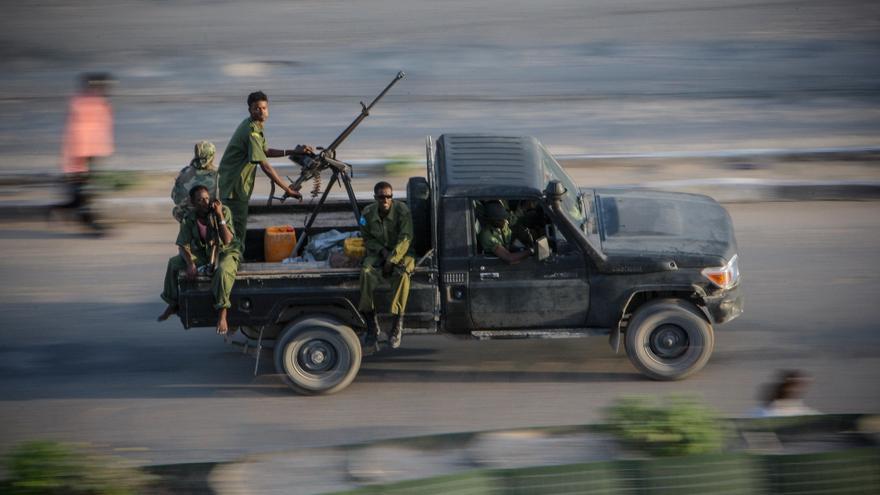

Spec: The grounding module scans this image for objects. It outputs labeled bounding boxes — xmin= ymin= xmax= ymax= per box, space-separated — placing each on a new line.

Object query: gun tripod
xmin=265 ymin=71 xmax=405 ymax=259
xmin=288 ymin=159 xmax=361 ymax=258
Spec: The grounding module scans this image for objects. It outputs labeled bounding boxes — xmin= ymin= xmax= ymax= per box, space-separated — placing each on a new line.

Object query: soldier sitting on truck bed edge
xmin=158 ymin=185 xmax=240 ymax=335
xmin=358 ymin=181 xmax=415 ymax=349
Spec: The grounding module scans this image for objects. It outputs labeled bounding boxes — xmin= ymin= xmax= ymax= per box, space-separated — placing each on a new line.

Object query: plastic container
xmin=264 ymin=225 xmax=297 ymax=262
xmin=344 ymin=237 xmax=365 ymax=258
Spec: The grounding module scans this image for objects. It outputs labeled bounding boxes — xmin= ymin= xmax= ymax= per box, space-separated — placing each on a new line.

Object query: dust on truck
xmin=177 ymin=134 xmax=743 ymax=395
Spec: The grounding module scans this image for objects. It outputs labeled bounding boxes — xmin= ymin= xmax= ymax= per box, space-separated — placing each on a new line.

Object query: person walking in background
xmin=217 ymin=91 xmax=312 ymax=254
xmin=172 ymin=141 xmax=218 ymax=222
xmin=753 ymin=370 xmax=818 ymax=417
xmin=52 ymin=73 xmax=115 ymax=233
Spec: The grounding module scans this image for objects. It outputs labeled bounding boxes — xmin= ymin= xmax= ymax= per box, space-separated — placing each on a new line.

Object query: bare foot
xmin=157 ymin=305 xmax=178 ymax=321
xmin=216 ymin=308 xmax=229 ymax=335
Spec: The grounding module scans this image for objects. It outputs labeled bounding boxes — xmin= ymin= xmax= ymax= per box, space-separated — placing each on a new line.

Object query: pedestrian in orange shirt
xmin=51 ymin=73 xmax=114 ymax=232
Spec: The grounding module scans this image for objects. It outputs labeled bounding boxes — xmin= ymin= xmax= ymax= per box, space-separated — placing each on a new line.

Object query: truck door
xmin=468 ymin=205 xmax=590 ymax=329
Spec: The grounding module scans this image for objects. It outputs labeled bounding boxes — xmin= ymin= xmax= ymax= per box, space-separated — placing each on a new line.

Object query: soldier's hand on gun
xmin=211 ymin=199 xmax=224 ymax=218
xmin=283 ymin=185 xmax=303 ymax=201
xmin=291 ymin=144 xmax=315 ymax=156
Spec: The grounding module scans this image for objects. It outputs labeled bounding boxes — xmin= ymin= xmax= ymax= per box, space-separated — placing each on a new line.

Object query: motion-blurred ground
xmin=2 ymin=0 xmax=879 ymax=171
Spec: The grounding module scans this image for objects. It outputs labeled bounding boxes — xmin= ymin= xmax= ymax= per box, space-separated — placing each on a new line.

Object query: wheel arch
xmin=273 ymin=297 xmax=366 ymax=335
xmin=609 ymin=287 xmax=711 ymax=354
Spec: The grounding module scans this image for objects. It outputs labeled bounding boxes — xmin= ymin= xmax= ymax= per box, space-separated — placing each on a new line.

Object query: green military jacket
xmin=478 ymin=221 xmax=513 ymax=255
xmin=176 ymin=206 xmax=239 ymax=263
xmin=218 ymin=118 xmax=269 ymax=201
xmin=359 ymin=201 xmax=413 ymax=264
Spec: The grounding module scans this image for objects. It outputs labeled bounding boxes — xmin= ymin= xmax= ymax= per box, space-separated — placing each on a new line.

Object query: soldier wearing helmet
xmin=478 ymin=201 xmax=534 ymax=264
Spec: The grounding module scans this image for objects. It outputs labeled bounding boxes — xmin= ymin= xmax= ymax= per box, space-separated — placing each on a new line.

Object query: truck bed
xmin=177 ymin=202 xmax=438 ymax=338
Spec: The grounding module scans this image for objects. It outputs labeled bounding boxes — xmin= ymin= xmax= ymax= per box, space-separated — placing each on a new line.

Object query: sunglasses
xmin=375 ymin=194 xmax=393 ymax=200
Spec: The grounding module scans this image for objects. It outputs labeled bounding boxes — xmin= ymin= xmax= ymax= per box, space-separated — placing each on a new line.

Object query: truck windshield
xmin=540 ymin=146 xmax=585 ymax=227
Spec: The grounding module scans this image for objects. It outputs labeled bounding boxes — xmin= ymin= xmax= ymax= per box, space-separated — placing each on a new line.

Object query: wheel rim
xmin=297 ymin=339 xmax=338 ymax=374
xmin=648 ymin=324 xmax=689 ymax=360
xmin=282 ymin=327 xmax=354 ymax=392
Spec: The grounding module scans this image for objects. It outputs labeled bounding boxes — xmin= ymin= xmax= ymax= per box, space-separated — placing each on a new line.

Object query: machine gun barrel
xmin=271 ymin=72 xmax=405 ymax=207
xmin=323 ymin=71 xmax=405 ymax=155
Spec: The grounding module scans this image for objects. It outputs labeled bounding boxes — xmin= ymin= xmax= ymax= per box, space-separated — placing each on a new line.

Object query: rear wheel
xmin=273 ymin=317 xmax=362 ymax=395
xmin=624 ymin=299 xmax=714 ymax=380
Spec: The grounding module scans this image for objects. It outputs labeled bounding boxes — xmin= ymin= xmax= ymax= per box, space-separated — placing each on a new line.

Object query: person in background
xmin=158 ymin=185 xmax=240 ymax=335
xmin=358 ymin=181 xmax=415 ymax=349
xmin=218 ymin=91 xmax=313 ymax=254
xmin=753 ymin=370 xmax=818 ymax=417
xmin=52 ymin=73 xmax=115 ymax=233
xmin=172 ymin=141 xmax=218 ymax=222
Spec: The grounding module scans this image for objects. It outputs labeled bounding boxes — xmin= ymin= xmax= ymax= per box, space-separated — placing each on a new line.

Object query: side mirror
xmin=535 ymin=236 xmax=551 ymax=261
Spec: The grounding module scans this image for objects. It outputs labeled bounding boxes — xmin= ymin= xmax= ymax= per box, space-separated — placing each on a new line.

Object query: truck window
xmin=471 ymin=199 xmax=572 ymax=257
xmin=539 ymin=146 xmax=585 ymax=227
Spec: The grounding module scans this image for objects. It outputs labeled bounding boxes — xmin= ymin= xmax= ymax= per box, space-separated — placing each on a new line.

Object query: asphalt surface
xmin=2 ymin=0 xmax=880 ymax=485
xmin=0 ymin=201 xmax=878 ymax=468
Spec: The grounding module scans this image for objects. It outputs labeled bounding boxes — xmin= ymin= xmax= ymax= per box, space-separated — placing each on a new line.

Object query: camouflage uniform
xmin=171 ymin=141 xmax=217 ymax=222
xmin=478 ymin=220 xmax=514 ymax=255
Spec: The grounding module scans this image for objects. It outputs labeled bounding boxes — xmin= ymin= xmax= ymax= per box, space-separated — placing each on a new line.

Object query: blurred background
xmin=2 ymin=0 xmax=879 ymax=170
xmin=1 ymin=1 xmax=879 ymax=493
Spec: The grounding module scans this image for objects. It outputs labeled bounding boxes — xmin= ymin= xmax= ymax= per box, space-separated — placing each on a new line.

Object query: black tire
xmin=273 ymin=317 xmax=362 ymax=395
xmin=406 ymin=176 xmax=431 ymax=257
xmin=624 ymin=299 xmax=714 ymax=381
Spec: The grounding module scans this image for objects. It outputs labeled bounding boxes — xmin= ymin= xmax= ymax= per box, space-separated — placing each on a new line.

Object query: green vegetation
xmin=604 ymin=396 xmax=725 ymax=457
xmin=382 ymin=156 xmax=420 ymax=176
xmin=4 ymin=441 xmax=153 ymax=495
xmin=90 ymin=171 xmax=141 ymax=192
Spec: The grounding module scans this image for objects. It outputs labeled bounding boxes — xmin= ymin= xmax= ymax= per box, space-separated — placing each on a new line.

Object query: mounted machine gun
xmin=267 ymin=71 xmax=405 ymax=256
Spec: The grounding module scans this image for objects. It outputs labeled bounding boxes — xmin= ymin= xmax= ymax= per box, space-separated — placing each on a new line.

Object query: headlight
xmin=701 ymin=254 xmax=740 ymax=290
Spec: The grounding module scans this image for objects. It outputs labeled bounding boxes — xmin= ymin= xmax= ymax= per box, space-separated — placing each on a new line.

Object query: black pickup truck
xmin=178 ymin=134 xmax=743 ymax=394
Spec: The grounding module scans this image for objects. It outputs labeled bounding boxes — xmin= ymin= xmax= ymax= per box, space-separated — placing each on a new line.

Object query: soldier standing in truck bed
xmin=358 ymin=181 xmax=415 ymax=349
xmin=217 ymin=91 xmax=313 ymax=254
xmin=172 ymin=141 xmax=218 ymax=222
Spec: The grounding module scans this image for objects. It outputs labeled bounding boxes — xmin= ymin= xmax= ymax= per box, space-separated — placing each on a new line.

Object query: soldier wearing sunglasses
xmin=357 ymin=181 xmax=415 ymax=349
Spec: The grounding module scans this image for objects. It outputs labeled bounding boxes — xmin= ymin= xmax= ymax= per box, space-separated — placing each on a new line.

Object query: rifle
xmin=207 ymin=200 xmax=223 ymax=276
xmin=268 ymin=71 xmax=405 ymax=205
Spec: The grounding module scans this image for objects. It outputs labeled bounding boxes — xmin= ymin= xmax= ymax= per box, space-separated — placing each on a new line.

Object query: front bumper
xmin=703 ymin=283 xmax=744 ymax=325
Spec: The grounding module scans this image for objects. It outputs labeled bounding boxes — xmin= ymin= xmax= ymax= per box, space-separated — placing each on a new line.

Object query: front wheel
xmin=625 ymin=299 xmax=714 ymax=381
xmin=273 ymin=317 xmax=362 ymax=395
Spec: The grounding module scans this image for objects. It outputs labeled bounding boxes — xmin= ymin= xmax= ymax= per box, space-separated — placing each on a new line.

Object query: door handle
xmin=480 ymin=272 xmax=500 ymax=280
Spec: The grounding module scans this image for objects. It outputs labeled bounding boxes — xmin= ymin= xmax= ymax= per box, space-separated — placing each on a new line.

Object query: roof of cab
xmin=436 ymin=134 xmax=546 ymax=198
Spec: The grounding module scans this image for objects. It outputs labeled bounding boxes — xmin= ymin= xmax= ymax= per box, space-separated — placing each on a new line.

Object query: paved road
xmin=0 ymin=201 xmax=878 ymax=466
xmin=2 ymin=0 xmax=879 ymax=170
